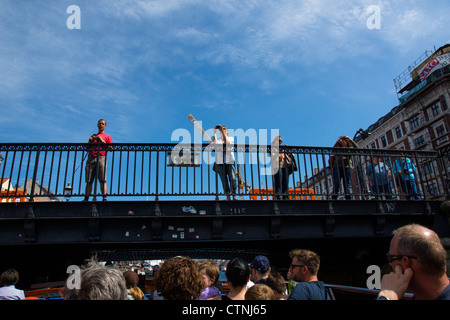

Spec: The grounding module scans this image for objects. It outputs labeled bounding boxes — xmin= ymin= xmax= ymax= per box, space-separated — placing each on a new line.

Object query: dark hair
xmin=226 ymin=258 xmax=250 ymax=287
xmin=265 ymin=272 xmax=287 ymax=294
xmin=0 ymin=269 xmax=19 ymax=286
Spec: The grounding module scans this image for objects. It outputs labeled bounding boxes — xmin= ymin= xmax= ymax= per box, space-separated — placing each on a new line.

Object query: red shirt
xmin=89 ymin=133 xmax=112 ymax=157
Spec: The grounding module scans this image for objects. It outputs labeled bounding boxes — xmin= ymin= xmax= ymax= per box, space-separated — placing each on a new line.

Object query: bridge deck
xmin=0 ymin=199 xmax=441 ymax=245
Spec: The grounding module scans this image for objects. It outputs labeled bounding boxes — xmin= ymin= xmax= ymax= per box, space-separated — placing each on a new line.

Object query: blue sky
xmin=1 ymin=0 xmax=449 ymax=147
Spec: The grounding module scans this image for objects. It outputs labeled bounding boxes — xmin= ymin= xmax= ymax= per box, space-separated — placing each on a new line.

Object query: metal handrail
xmin=0 ymin=142 xmax=447 ymax=202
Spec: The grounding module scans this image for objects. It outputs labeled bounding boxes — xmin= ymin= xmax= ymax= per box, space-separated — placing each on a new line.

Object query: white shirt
xmin=0 ymin=285 xmax=26 ymax=300
xmin=214 ymin=136 xmax=235 ymax=164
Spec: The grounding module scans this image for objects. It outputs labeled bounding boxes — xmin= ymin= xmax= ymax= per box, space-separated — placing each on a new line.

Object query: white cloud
xmin=64 ymin=105 xmax=82 ymax=115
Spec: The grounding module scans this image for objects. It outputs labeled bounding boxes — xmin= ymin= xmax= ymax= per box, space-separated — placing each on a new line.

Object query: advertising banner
xmin=418 ymin=53 xmax=450 ymax=81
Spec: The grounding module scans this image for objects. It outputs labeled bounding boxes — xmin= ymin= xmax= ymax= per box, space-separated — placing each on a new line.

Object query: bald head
xmin=393 ymin=224 xmax=447 ymax=276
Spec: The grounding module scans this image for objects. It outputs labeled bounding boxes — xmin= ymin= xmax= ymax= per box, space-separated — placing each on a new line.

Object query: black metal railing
xmin=0 ymin=142 xmax=448 ymax=202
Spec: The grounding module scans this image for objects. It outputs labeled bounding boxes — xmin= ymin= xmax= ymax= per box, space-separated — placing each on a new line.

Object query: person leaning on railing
xmin=331 ymin=136 xmax=358 ymax=200
xmin=392 ymin=152 xmax=421 ymax=200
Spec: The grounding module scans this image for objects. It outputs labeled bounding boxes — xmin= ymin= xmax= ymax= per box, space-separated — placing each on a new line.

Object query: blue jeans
xmin=371 ymin=183 xmax=393 ymax=200
xmin=215 ymin=163 xmax=237 ymax=195
xmin=400 ymin=179 xmax=420 ymax=200
xmin=332 ymin=167 xmax=352 ymax=199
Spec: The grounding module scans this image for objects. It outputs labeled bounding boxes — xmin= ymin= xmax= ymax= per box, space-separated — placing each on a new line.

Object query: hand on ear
xmin=379 ymin=265 xmax=413 ymax=300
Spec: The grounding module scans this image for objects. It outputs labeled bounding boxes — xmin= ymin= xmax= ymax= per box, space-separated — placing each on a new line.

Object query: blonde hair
xmin=129 ymin=286 xmax=145 ymax=300
xmin=245 ymin=284 xmax=275 ymax=300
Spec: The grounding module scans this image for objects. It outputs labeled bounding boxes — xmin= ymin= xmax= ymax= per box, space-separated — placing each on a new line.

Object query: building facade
xmin=355 ymin=44 xmax=450 ymax=197
xmin=302 ymin=44 xmax=450 ymax=199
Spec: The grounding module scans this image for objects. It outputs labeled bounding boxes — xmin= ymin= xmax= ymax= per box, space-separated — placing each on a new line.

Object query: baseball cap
xmin=250 ymin=255 xmax=270 ymax=273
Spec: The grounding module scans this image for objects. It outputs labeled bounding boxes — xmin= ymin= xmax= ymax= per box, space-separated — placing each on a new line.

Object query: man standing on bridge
xmin=84 ymin=119 xmax=113 ymax=202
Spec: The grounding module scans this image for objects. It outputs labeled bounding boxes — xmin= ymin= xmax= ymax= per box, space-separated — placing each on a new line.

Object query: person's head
xmin=215 ymin=125 xmax=228 ymax=136
xmin=123 ymin=270 xmax=139 ymax=288
xmin=250 ymin=255 xmax=271 ymax=282
xmin=198 ymin=261 xmax=220 ymax=288
xmin=272 ymin=136 xmax=282 ymax=146
xmin=265 ymin=272 xmax=287 ymax=299
xmin=288 ymin=249 xmax=321 ymax=282
xmin=245 ymin=284 xmax=275 ymax=300
xmin=154 ymin=256 xmax=203 ymax=300
xmin=64 ymin=264 xmax=128 ymax=300
xmin=0 ymin=269 xmax=20 ymax=286
xmin=388 ymin=224 xmax=447 ymax=278
xmin=97 ymin=119 xmax=107 ymax=132
xmin=397 ymin=148 xmax=405 ymax=158
xmin=337 ymin=136 xmax=350 ymax=147
xmin=226 ymin=258 xmax=250 ymax=288
xmin=122 ymin=270 xmax=144 ymax=300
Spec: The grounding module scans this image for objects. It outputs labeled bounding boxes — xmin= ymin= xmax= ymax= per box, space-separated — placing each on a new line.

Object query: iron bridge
xmin=1 ymin=142 xmax=449 ymax=287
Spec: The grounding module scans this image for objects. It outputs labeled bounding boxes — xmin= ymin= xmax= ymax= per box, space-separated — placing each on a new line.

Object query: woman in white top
xmin=213 ymin=125 xmax=237 ymax=200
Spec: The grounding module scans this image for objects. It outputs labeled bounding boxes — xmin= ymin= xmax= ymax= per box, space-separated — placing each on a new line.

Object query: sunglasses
xmin=386 ymin=253 xmax=417 ymax=263
xmin=289 ymin=264 xmax=306 ymax=269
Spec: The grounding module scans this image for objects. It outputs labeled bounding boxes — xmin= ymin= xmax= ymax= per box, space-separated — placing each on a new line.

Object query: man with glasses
xmin=287 ymin=249 xmax=332 ymax=300
xmin=378 ymin=224 xmax=450 ymax=300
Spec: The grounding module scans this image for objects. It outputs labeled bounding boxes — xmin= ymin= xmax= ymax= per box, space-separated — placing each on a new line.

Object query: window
xmin=436 ymin=125 xmax=447 ymax=143
xmin=370 ymin=142 xmax=376 ymax=149
xmin=395 ymin=126 xmax=402 ymax=139
xmin=410 ymin=115 xmax=420 ymax=130
xmin=414 ymin=135 xmax=425 ymax=148
xmin=431 ymin=103 xmax=441 ymax=117
xmin=436 ymin=125 xmax=445 ymax=137
xmin=381 ymin=136 xmax=387 ymax=147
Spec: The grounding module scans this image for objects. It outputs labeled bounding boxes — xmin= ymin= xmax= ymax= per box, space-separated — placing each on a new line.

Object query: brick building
xmin=355 ymin=44 xmax=450 ymax=152
xmin=354 ymin=44 xmax=450 ymax=196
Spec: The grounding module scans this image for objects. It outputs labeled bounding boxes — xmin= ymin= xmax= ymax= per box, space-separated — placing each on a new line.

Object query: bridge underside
xmin=1 ymin=199 xmax=449 ymax=288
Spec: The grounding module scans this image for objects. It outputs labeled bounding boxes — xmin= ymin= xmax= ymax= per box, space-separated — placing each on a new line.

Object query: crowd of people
xmin=1 ymin=223 xmax=448 ymax=301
